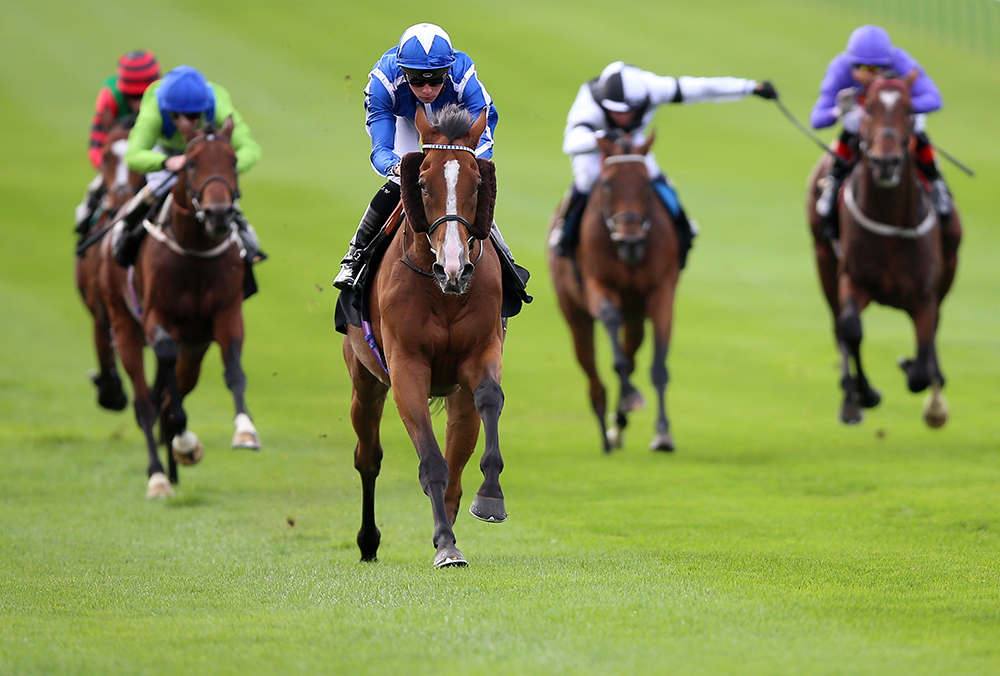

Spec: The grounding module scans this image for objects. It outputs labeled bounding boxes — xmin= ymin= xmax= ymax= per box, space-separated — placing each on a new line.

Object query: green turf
xmin=2 ymin=1 xmax=999 ymax=674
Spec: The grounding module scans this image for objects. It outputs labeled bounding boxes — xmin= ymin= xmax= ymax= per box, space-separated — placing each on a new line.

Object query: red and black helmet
xmin=117 ymin=50 xmax=160 ymax=96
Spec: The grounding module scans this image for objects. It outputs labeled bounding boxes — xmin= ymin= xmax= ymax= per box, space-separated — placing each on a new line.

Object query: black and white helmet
xmin=593 ymin=62 xmax=649 ymax=114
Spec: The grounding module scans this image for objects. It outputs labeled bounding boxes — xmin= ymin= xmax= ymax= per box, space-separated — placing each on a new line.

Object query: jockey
xmin=810 ymin=25 xmax=951 ymax=239
xmin=75 ymin=50 xmax=160 ymax=238
xmin=552 ymin=61 xmax=777 ymax=266
xmin=112 ymin=65 xmax=265 ymax=277
xmin=334 ymin=23 xmax=525 ymax=295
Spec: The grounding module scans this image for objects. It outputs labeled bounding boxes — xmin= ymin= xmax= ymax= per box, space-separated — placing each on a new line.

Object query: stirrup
xmin=333 ymin=256 xmax=363 ymax=290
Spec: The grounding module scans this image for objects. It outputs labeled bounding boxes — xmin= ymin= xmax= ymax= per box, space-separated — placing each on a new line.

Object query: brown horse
xmin=549 ymin=134 xmax=681 ymax=452
xmin=806 ymin=72 xmax=961 ymax=426
xmin=343 ymin=104 xmax=507 ymax=567
xmin=75 ymin=117 xmax=144 ymax=411
xmin=99 ymin=115 xmax=261 ymax=498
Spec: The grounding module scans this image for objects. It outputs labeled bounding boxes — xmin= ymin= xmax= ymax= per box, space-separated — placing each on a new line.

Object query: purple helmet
xmin=846 ymin=25 xmax=893 ymax=66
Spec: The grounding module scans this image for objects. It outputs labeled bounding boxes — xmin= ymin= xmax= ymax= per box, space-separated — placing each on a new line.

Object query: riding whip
xmin=933 ymin=143 xmax=975 ymax=177
xmin=772 ymin=97 xmax=851 ymax=169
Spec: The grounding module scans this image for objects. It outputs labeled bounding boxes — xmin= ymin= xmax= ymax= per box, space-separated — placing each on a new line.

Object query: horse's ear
xmin=596 ymin=136 xmax=617 ymax=156
xmin=853 ymin=68 xmax=879 ymax=92
xmin=465 ymin=107 xmax=488 ymax=148
xmin=637 ymin=130 xmax=655 ymax=155
xmin=399 ymin=152 xmax=429 ymax=232
xmin=472 ymin=158 xmax=496 ymax=240
xmin=176 ymin=115 xmax=201 ymax=143
xmin=903 ymin=68 xmax=919 ymax=88
xmin=221 ymin=115 xmax=235 ymax=139
xmin=415 ymin=107 xmax=432 ymax=141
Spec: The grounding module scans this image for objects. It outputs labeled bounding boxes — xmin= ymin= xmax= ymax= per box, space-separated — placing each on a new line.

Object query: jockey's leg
xmin=651 ymin=175 xmax=697 ymax=269
xmin=816 ymin=130 xmax=859 ymax=240
xmin=233 ymin=204 xmax=266 ymax=262
xmin=551 ymin=185 xmax=589 ymax=258
xmin=75 ymin=174 xmax=106 ymax=236
xmin=111 ymin=159 xmax=178 ymax=267
xmin=489 ymin=221 xmax=530 ymax=296
xmin=914 ymin=130 xmax=952 ymax=219
xmin=334 ymin=181 xmax=400 ymax=291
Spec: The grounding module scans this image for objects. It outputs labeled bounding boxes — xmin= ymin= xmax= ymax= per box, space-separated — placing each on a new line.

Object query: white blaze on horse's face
xmin=441 ymin=159 xmax=465 ymax=280
xmin=111 ymin=139 xmax=130 ymax=187
xmin=879 ymin=90 xmax=902 ymax=113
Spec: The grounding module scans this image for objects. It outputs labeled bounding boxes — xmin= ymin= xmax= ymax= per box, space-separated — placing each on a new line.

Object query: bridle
xmin=401 ymin=142 xmax=484 ymax=276
xmin=183 ymin=134 xmax=240 ymax=225
xmin=601 ymin=154 xmax=652 ymax=239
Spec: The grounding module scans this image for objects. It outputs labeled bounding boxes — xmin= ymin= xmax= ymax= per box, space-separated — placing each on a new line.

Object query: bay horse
xmin=548 ymin=134 xmax=681 ymax=452
xmin=806 ymin=71 xmax=961 ymax=426
xmin=342 ymin=104 xmax=507 ymax=567
xmin=99 ymin=115 xmax=261 ymax=498
xmin=75 ymin=117 xmax=144 ymax=411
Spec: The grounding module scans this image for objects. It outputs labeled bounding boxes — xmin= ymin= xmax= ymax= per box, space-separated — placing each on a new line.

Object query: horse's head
xmin=101 ymin=117 xmax=144 ymax=212
xmin=176 ymin=115 xmax=239 ymax=240
xmin=596 ymin=133 xmax=656 ymax=265
xmin=400 ymin=104 xmax=495 ymax=295
xmin=858 ymin=71 xmax=918 ymax=189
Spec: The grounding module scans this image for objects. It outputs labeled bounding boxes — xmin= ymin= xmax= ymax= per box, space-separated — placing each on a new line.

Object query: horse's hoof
xmin=923 ymin=388 xmax=948 ymax=429
xmin=621 ymin=389 xmax=646 ymax=413
xmin=232 ymin=413 xmax=261 ymax=449
xmin=606 ymin=426 xmax=623 ymax=450
xmin=90 ymin=371 xmax=128 ymax=411
xmin=469 ymin=495 xmax=507 ymax=523
xmin=231 ymin=430 xmax=261 ymax=450
xmin=146 ymin=472 xmax=174 ymax=499
xmin=840 ymin=401 xmax=864 ymax=425
xmin=650 ymin=432 xmax=675 ymax=452
xmin=434 ymin=545 xmax=468 ymax=568
xmin=171 ymin=430 xmax=204 ymax=466
xmin=858 ymin=387 xmax=882 ymax=409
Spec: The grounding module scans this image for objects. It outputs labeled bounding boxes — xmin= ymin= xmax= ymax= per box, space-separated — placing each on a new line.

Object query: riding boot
xmin=653 ymin=177 xmax=698 ymax=269
xmin=816 ymin=161 xmax=851 ymax=241
xmin=111 ymin=185 xmax=159 ymax=268
xmin=550 ymin=186 xmax=589 ymax=258
xmin=74 ymin=175 xmax=106 ymax=236
xmin=490 ymin=221 xmax=531 ymax=293
xmin=234 ymin=208 xmax=267 ymax=262
xmin=334 ymin=182 xmax=400 ymax=291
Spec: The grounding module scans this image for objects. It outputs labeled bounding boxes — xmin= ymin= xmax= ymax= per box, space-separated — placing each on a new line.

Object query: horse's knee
xmin=838 ymin=303 xmax=862 ymax=346
xmin=474 ymin=378 xmax=504 ymax=420
xmin=151 ymin=326 xmax=177 ymax=366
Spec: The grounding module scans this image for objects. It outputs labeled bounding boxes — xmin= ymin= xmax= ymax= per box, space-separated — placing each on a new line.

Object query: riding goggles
xmin=853 ymin=64 xmax=884 ymax=74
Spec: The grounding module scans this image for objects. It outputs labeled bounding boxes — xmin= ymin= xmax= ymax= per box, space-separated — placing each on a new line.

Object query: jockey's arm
xmin=211 ymin=85 xmax=261 ymax=174
xmin=562 ymin=84 xmax=604 ymax=155
xmin=124 ymin=86 xmax=170 ymax=174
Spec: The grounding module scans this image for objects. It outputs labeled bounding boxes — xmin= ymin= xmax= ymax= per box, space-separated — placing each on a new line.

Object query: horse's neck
xmin=855 ymin=160 xmax=922 ymax=225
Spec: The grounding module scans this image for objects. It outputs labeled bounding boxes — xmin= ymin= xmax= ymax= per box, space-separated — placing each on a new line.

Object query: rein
xmin=401 ymin=226 xmax=483 ymax=277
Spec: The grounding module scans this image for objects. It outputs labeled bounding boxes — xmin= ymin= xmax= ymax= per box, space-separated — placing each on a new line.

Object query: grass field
xmin=2 ymin=1 xmax=999 ymax=674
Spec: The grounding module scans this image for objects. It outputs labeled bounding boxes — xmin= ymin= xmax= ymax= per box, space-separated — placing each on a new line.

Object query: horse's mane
xmin=429 ymin=104 xmax=474 ymax=143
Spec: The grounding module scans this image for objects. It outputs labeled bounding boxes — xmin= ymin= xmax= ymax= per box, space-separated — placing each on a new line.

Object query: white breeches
xmin=571 ymin=150 xmax=663 ymax=193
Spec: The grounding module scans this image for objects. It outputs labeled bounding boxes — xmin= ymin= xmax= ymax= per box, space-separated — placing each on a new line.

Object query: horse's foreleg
xmin=836 ymin=290 xmax=880 ymax=424
xmin=215 ymin=313 xmax=259 ymax=450
xmin=564 ymin=305 xmax=608 ymax=452
xmin=169 ymin=344 xmax=209 ymax=467
xmin=900 ymin=302 xmax=941 ymax=394
xmin=647 ymin=284 xmax=676 ymax=451
xmin=345 ymin=341 xmax=389 ymax=563
xmin=442 ymin=386 xmax=481 ymax=525
xmin=149 ymin=324 xmax=185 ymax=483
xmin=112 ymin=313 xmax=169 ymax=496
xmin=391 ymin=361 xmax=464 ymax=567
xmin=469 ymin=375 xmax=506 ymax=523
xmin=597 ymin=298 xmax=643 ymax=449
xmin=938 ymin=210 xmax=962 ymax=302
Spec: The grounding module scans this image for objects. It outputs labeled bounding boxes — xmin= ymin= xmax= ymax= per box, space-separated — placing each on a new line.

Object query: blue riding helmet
xmin=846 ymin=25 xmax=894 ymax=66
xmin=157 ymin=65 xmax=215 ymax=114
xmin=396 ymin=23 xmax=455 ymax=80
